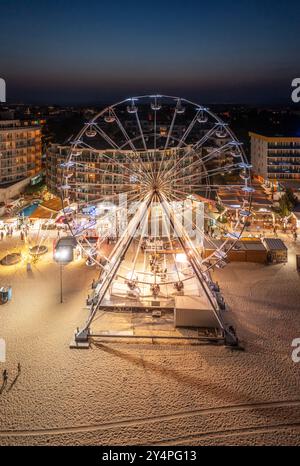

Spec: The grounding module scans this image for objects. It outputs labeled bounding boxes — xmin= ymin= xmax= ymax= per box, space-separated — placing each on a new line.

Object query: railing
xmin=268 ymin=169 xmax=300 ymax=174
xmin=268 ymin=145 xmax=300 ymax=150
xmin=268 ymin=153 xmax=300 ymax=158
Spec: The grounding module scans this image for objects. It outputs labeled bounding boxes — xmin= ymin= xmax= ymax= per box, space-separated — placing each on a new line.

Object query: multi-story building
xmin=46 ymin=143 xmax=198 ymax=201
xmin=46 ymin=108 xmax=235 ymax=203
xmin=250 ymin=132 xmax=300 ymax=189
xmin=0 ymin=119 xmax=42 ymax=187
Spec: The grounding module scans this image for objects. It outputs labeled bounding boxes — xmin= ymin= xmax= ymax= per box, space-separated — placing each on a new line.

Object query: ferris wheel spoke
xmin=178 ymin=183 xmax=246 ymax=189
xmin=159 ymin=145 xmax=196 ymax=183
xmin=153 ymin=109 xmax=158 ymax=155
xmin=128 ymin=199 xmax=152 ymax=282
xmin=165 ymin=147 xmax=204 ymax=183
xmin=160 ymin=192 xmax=205 ymax=266
xmin=113 ymin=102 xmax=154 ymax=180
xmin=109 ymin=108 xmax=155 ymax=182
xmin=164 ymin=187 xmax=243 ymax=234
xmin=167 ymin=170 xmax=206 ymax=185
xmin=134 ymin=114 xmax=157 ymax=181
xmin=134 ymin=110 xmax=147 ymax=152
xmin=165 ymin=141 xmax=232 ymax=183
xmin=71 ymin=190 xmax=151 ymax=240
xmin=63 ymin=177 xmax=148 ymax=204
xmin=152 ymin=107 xmax=159 ymax=183
xmin=160 ymin=203 xmax=182 ymax=283
xmin=78 ymin=194 xmax=154 ymax=328
xmin=67 ymin=177 xmax=143 ymax=189
xmin=201 ymin=145 xmax=232 ymax=164
xmin=200 ymin=143 xmax=233 ymax=165
xmin=164 ymin=103 xmax=177 ymax=151
xmin=204 ymin=163 xmax=244 ymax=176
xmin=157 ymin=101 xmax=181 ymax=180
xmin=92 ymin=123 xmax=121 ymax=150
xmin=161 ymin=190 xmax=228 ymax=253
xmin=75 ymin=195 xmax=135 ymax=209
xmin=70 ymin=161 xmax=141 ymax=182
xmin=161 ymin=125 xmax=218 ymax=181
xmin=177 ymin=110 xmax=200 ymax=149
xmin=174 ymin=197 xmax=242 ymax=254
xmin=73 ymin=146 xmax=152 ymax=184
xmin=110 ymin=108 xmax=137 ymax=152
xmin=165 ymin=187 xmax=200 ymax=199
xmin=73 ymin=187 xmax=149 ymax=210
xmin=194 ymin=124 xmax=223 ymax=149
xmin=171 ymin=162 xmax=242 ymax=185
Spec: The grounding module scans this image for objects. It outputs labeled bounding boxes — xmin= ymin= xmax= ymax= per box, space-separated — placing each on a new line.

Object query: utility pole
xmin=60 ymin=263 xmax=63 ymax=303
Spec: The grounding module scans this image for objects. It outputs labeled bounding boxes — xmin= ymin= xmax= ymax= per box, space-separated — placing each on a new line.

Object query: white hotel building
xmin=250 ymin=132 xmax=300 ymax=190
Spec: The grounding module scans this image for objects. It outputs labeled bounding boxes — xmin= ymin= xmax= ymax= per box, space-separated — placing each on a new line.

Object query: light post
xmin=54 ymin=243 xmax=74 ymax=304
xmin=60 ymin=262 xmax=63 ymax=304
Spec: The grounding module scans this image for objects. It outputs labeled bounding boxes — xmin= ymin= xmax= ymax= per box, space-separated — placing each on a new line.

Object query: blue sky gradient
xmin=1 ymin=0 xmax=300 ymax=103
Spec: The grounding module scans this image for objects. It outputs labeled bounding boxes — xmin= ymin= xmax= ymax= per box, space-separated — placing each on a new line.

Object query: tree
xmin=277 ymin=196 xmax=291 ymax=219
xmin=285 ymin=188 xmax=298 ymax=209
xmin=275 ymin=189 xmax=297 ymax=219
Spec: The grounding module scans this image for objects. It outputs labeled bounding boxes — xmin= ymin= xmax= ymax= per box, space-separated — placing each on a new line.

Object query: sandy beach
xmin=0 ymin=233 xmax=300 ymax=446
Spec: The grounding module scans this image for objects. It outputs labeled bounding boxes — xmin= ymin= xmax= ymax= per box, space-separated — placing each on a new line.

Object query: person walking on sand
xmin=17 ymin=363 xmax=21 ymax=373
xmin=3 ymin=369 xmax=8 ymax=381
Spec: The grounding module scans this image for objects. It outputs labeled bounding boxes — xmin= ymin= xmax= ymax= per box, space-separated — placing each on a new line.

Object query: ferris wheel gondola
xmin=104 ymin=108 xmax=116 ymax=123
xmin=197 ymin=109 xmax=208 ymax=124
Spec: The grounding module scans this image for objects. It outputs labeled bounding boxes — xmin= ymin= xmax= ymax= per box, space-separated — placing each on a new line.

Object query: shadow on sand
xmin=0 ymin=378 xmax=7 ymax=394
xmin=7 ymin=372 xmax=20 ymax=392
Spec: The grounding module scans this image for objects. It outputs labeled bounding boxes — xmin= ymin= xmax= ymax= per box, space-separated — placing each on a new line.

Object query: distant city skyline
xmin=1 ymin=0 xmax=300 ymax=104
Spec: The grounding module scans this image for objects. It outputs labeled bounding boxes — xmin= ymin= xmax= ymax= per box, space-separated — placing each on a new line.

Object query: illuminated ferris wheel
xmin=60 ymin=95 xmax=253 ymax=345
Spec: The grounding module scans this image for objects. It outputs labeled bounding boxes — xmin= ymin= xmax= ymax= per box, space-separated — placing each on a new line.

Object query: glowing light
xmin=54 ymin=248 xmax=70 ymax=262
xmin=175 ymin=253 xmax=188 ymax=263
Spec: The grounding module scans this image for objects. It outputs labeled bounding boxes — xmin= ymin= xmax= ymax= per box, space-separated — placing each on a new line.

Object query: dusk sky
xmin=1 ymin=0 xmax=300 ymax=104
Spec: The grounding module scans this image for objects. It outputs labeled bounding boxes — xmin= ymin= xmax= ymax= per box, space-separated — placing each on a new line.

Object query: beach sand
xmin=0 ymin=234 xmax=300 ymax=445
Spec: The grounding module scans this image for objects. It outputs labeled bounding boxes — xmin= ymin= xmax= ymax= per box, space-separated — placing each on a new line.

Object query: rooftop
xmin=249 ymin=131 xmax=300 ymax=142
xmin=263 ymin=237 xmax=287 ymax=251
xmin=203 ymin=239 xmax=266 ymax=252
xmin=0 ymin=119 xmax=40 ymax=130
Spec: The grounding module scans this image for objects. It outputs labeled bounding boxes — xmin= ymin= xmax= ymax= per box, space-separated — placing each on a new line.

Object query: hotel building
xmin=250 ymin=132 xmax=300 ymax=189
xmin=46 ymin=143 xmax=197 ymax=201
xmin=0 ymin=119 xmax=42 ymax=187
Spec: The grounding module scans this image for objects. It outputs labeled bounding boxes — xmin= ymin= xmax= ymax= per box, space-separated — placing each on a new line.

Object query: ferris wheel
xmin=61 ymin=95 xmax=253 ymax=345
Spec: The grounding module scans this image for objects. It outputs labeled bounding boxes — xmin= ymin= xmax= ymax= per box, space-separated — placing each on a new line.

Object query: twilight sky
xmin=1 ymin=0 xmax=300 ymax=104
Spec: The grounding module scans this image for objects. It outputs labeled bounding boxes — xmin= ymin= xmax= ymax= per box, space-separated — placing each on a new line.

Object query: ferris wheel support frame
xmin=72 ymin=194 xmax=153 ymax=345
xmin=71 ymin=191 xmax=239 ymax=349
xmin=159 ymin=193 xmax=239 ymax=347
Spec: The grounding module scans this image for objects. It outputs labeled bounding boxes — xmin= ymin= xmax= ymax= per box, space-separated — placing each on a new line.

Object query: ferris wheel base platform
xmin=70 ymin=339 xmax=90 ymax=349
xmin=70 ymin=328 xmax=90 ymax=348
xmin=174 ymin=295 xmax=219 ymax=329
xmin=69 ymin=306 xmax=235 ymax=349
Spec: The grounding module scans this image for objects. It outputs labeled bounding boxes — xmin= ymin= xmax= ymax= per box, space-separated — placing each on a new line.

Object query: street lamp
xmin=54 ymin=244 xmax=74 ymax=303
xmin=54 ymin=247 xmax=72 ymax=262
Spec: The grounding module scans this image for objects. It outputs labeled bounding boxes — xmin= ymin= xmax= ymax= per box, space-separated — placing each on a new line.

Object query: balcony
xmin=268 ymin=161 xmax=300 ymax=167
xmin=268 ymin=153 xmax=300 ymax=158
xmin=268 ymin=168 xmax=300 ymax=174
xmin=268 ymin=144 xmax=300 ymax=150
